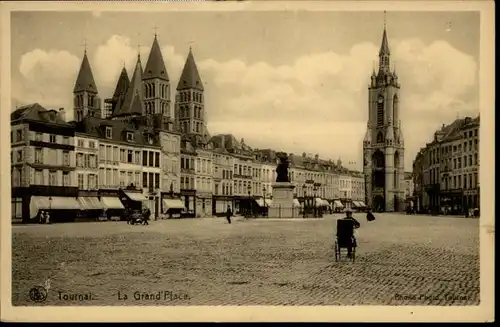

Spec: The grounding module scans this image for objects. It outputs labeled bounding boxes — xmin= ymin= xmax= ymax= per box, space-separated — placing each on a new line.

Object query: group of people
xmin=127 ymin=208 xmax=151 ymax=225
xmin=38 ymin=211 xmax=51 ymax=224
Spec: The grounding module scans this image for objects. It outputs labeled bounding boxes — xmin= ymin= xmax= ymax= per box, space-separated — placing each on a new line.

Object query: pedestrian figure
xmin=143 ymin=208 xmax=150 ymax=225
xmin=45 ymin=211 xmax=51 ymax=224
xmin=225 ymin=205 xmax=232 ymax=224
xmin=339 ymin=209 xmax=360 ymax=258
xmin=366 ymin=210 xmax=376 ymax=222
xmin=39 ymin=211 xmax=45 ymax=224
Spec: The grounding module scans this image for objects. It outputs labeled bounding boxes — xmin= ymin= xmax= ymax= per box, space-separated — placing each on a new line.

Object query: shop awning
xmin=256 ymin=198 xmax=265 ymax=207
xmin=352 ymin=201 xmax=360 ymax=208
xmin=315 ymin=198 xmax=330 ymax=207
xmin=359 ymin=201 xmax=367 ymax=207
xmin=334 ymin=200 xmax=344 ymax=208
xmin=256 ymin=198 xmax=273 ymax=207
xmin=101 ymin=197 xmax=125 ymax=210
xmin=123 ymin=191 xmax=147 ymax=202
xmin=30 ymin=196 xmax=81 ymax=218
xmin=162 ymin=199 xmax=185 ymax=211
xmin=77 ymin=197 xmax=104 ymax=210
xmin=293 ymin=199 xmax=301 ymax=207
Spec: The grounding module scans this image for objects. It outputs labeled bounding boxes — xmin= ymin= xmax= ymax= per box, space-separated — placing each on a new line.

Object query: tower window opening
xmin=377 ymin=101 xmax=384 ymax=126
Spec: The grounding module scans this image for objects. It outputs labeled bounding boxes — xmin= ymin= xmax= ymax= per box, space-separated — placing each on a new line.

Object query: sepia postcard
xmin=0 ymin=0 xmax=494 ymax=323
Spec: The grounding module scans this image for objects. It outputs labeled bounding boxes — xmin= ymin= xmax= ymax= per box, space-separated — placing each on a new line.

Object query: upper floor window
xmin=106 ymin=127 xmax=112 ymax=139
xmin=35 ymin=148 xmax=43 ymax=164
xmin=78 ymin=139 xmax=84 ymax=147
xmin=155 ymin=152 xmax=160 ymax=168
xmin=16 ymin=130 xmax=23 ymax=142
xmin=89 ymin=140 xmax=95 ymax=148
xmin=49 ymin=135 xmax=56 ymax=143
xmin=127 ymin=150 xmax=133 ymax=164
xmin=16 ymin=149 xmax=23 ymax=162
xmin=49 ymin=171 xmax=57 ymax=186
xmin=127 ymin=132 xmax=134 ymax=142
xmin=35 ymin=132 xmax=43 ymax=142
xmin=63 ymin=151 xmax=70 ymax=166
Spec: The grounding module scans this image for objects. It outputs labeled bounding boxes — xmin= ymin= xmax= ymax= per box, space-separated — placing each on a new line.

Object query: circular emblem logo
xmin=29 ymin=286 xmax=48 ymax=303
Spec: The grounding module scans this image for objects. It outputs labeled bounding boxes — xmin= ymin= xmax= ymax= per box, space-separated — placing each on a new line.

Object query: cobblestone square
xmin=12 ymin=213 xmax=479 ymax=306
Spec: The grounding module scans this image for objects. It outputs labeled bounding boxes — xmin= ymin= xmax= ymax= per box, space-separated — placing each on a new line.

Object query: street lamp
xmin=313 ymin=186 xmax=318 ymax=217
xmin=262 ymin=186 xmax=267 ymax=217
xmin=302 ymin=184 xmax=307 ymax=218
xmin=247 ymin=185 xmax=252 ymax=217
xmin=48 ymin=196 xmax=52 ymax=224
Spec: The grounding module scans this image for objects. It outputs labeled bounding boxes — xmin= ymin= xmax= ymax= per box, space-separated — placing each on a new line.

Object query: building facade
xmin=11 ymin=104 xmax=79 ymax=223
xmin=363 ymin=24 xmax=405 ymax=212
xmin=412 ymin=116 xmax=480 ymax=214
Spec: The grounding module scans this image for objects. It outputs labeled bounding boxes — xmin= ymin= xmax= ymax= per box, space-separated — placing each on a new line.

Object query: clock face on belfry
xmin=378 ymin=96 xmax=384 ymax=103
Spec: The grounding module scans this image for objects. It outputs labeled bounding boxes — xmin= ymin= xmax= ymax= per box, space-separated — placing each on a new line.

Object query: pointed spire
xmin=385 ymin=125 xmax=395 ymax=142
xmin=364 ymin=126 xmax=372 ymax=144
xmin=112 ymin=66 xmax=130 ymax=100
xmin=379 ymin=11 xmax=390 ymax=56
xmin=177 ymin=48 xmax=204 ymax=91
xmin=379 ymin=26 xmax=390 ymax=56
xmin=113 ymin=56 xmax=144 ymax=116
xmin=73 ymin=52 xmax=98 ymax=93
xmin=143 ymin=34 xmax=169 ymax=81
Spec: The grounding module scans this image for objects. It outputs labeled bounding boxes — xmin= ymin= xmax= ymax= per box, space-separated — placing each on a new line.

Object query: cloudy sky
xmin=11 ymin=10 xmax=479 ymax=171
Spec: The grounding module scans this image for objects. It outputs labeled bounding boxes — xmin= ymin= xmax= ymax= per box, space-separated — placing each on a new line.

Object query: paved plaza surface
xmin=11 ymin=213 xmax=479 ymax=306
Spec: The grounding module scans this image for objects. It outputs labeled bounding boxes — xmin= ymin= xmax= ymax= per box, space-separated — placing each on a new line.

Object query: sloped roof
xmin=11 ymin=103 xmax=67 ymax=125
xmin=113 ymin=57 xmax=144 ymax=117
xmin=440 ymin=118 xmax=466 ymax=142
xmin=143 ymin=35 xmax=169 ymax=81
xmin=177 ymin=48 xmax=204 ymax=91
xmin=75 ymin=116 xmax=160 ymax=147
xmin=210 ymin=134 xmax=241 ymax=150
xmin=74 ymin=52 xmax=98 ymax=94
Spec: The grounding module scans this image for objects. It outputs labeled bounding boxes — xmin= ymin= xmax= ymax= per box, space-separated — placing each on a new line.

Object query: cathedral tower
xmin=112 ymin=54 xmax=144 ymax=118
xmin=142 ymin=33 xmax=171 ymax=118
xmin=363 ymin=18 xmax=405 ymax=212
xmin=175 ymin=47 xmax=205 ymax=136
xmin=73 ymin=50 xmax=101 ymax=121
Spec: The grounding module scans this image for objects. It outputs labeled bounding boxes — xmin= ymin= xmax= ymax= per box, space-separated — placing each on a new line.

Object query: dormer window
xmin=105 ymin=127 xmax=112 ymax=139
xmin=147 ymin=134 xmax=154 ymax=145
xmin=127 ymin=132 xmax=134 ymax=142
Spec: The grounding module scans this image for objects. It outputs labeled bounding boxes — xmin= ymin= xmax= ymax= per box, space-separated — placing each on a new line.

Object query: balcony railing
xmin=234 ymin=174 xmax=253 ymax=179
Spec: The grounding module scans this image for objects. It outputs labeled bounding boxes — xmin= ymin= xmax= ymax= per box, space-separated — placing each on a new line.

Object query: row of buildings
xmin=411 ymin=116 xmax=480 ymax=214
xmin=11 ymin=33 xmax=368 ymax=223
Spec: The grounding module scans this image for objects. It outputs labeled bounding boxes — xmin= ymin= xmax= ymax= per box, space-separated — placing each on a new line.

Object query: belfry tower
xmin=363 ymin=14 xmax=405 ymax=212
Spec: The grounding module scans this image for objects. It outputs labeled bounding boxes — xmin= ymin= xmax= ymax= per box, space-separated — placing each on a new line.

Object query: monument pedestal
xmin=268 ymin=182 xmax=298 ymax=218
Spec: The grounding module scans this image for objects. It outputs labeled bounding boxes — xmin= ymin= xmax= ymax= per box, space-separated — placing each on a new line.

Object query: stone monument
xmin=267 ymin=152 xmax=298 ymax=218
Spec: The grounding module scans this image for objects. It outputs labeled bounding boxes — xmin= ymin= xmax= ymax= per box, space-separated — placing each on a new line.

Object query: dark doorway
xmin=393 ymin=195 xmax=399 ymax=212
xmin=373 ymin=195 xmax=385 ymax=212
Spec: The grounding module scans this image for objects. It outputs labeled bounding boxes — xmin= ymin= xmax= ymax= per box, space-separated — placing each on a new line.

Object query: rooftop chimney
xmin=59 ymin=107 xmax=66 ymax=122
xmin=220 ymin=134 xmax=225 ymax=149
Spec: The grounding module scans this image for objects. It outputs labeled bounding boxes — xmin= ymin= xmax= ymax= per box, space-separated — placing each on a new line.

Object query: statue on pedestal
xmin=276 ymin=152 xmax=290 ymax=183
